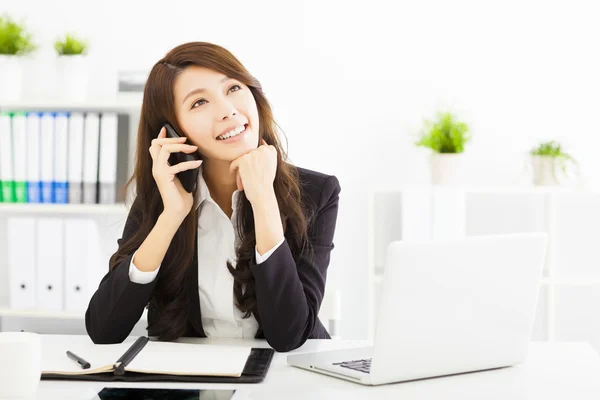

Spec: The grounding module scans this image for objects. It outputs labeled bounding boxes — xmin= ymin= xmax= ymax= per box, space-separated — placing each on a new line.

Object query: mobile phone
xmin=163 ymin=123 xmax=201 ymax=193
xmin=90 ymin=387 xmax=235 ymax=400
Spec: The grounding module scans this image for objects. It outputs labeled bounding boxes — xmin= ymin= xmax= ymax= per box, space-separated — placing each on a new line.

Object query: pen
xmin=66 ymin=350 xmax=91 ymax=369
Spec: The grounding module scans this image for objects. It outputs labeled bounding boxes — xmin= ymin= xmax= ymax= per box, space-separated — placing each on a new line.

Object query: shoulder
xmin=294 ymin=166 xmax=341 ymax=208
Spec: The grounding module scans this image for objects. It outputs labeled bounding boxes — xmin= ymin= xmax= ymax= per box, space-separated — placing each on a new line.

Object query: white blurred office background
xmin=1 ymin=0 xmax=599 ymax=348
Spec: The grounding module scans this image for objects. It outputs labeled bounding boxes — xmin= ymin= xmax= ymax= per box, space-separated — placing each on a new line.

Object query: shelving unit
xmin=367 ymin=186 xmax=600 ymax=354
xmin=0 ymin=94 xmax=143 ymax=113
xmin=0 ymin=307 xmax=147 ymax=321
xmin=0 ymin=203 xmax=128 ymax=216
xmin=0 ymin=96 xmax=142 ymax=334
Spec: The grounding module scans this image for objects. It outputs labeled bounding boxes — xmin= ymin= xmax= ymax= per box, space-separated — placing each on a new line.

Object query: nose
xmin=216 ymin=97 xmax=238 ymax=121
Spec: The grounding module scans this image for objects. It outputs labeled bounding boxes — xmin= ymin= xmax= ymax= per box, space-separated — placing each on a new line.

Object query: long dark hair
xmin=109 ymin=42 xmax=312 ymax=340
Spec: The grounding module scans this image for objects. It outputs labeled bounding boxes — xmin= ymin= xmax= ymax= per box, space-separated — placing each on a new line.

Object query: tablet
xmin=89 ymin=387 xmax=235 ymax=400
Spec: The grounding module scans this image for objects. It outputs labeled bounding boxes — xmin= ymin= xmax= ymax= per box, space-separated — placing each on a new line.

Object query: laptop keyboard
xmin=333 ymin=358 xmax=372 ymax=374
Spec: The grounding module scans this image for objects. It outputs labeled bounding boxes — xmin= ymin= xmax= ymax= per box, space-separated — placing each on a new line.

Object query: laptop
xmin=288 ymin=233 xmax=548 ymax=385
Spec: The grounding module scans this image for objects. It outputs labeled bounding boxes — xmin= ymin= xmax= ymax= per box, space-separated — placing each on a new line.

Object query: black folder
xmin=41 ymin=337 xmax=275 ymax=384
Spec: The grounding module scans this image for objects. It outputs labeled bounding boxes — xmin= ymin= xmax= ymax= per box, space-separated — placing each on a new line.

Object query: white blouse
xmin=128 ymin=168 xmax=284 ymax=338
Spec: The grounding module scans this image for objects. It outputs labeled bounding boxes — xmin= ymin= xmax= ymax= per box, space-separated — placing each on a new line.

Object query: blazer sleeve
xmin=250 ymin=175 xmax=341 ymax=352
xmin=85 ymin=200 xmax=158 ymax=344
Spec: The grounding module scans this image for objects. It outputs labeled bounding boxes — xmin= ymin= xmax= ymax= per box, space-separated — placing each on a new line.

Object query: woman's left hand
xmin=230 ymin=139 xmax=278 ymax=205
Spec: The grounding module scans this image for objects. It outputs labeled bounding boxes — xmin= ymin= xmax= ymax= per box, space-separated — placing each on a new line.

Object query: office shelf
xmin=373 ymin=274 xmax=600 ymax=287
xmin=367 ymin=186 xmax=600 ymax=346
xmin=0 ymin=307 xmax=148 ymax=320
xmin=0 ymin=203 xmax=129 ymax=216
xmin=0 ymin=93 xmax=143 ymax=113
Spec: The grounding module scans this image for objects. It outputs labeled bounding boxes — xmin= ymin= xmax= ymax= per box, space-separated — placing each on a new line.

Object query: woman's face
xmin=173 ymin=66 xmax=260 ymax=162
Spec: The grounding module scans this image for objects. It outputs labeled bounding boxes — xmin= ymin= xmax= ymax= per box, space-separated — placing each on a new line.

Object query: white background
xmin=2 ymin=0 xmax=600 ymax=339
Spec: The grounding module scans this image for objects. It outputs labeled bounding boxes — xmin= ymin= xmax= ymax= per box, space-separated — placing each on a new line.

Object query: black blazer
xmin=85 ymin=167 xmax=341 ymax=352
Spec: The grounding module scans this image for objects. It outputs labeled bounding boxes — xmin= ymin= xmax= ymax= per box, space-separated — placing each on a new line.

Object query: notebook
xmin=41 ymin=336 xmax=274 ymax=383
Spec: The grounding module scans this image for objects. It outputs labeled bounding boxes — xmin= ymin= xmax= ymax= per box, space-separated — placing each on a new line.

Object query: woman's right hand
xmin=149 ymin=126 xmax=202 ymax=222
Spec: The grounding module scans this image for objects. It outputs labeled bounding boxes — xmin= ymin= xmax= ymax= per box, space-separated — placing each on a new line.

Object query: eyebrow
xmin=182 ymin=76 xmax=233 ymax=105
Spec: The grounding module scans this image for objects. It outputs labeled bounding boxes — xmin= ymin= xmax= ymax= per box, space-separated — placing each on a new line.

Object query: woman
xmin=85 ymin=42 xmax=341 ymax=352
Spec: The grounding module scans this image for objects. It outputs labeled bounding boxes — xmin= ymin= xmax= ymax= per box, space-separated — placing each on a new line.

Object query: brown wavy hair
xmin=109 ymin=42 xmax=313 ymax=341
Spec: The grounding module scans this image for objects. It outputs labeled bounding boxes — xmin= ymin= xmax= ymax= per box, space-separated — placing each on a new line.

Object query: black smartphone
xmin=92 ymin=387 xmax=235 ymax=400
xmin=163 ymin=123 xmax=201 ymax=193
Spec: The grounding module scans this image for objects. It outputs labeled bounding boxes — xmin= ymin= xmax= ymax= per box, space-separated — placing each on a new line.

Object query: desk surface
xmin=36 ymin=336 xmax=600 ymax=400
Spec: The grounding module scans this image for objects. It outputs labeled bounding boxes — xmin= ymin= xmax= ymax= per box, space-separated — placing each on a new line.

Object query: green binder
xmin=0 ymin=111 xmax=15 ymax=203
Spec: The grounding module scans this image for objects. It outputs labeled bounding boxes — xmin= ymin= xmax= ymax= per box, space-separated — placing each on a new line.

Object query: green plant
xmin=530 ymin=140 xmax=577 ymax=174
xmin=54 ymin=34 xmax=88 ymax=55
xmin=0 ymin=14 xmax=36 ymax=55
xmin=415 ymin=112 xmax=471 ymax=153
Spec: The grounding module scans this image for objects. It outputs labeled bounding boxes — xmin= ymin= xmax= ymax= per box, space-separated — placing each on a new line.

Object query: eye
xmin=228 ymin=84 xmax=241 ymax=93
xmin=191 ymin=99 xmax=207 ymax=109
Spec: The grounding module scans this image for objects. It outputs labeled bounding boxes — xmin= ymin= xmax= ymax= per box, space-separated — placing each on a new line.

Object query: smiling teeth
xmin=217 ymin=125 xmax=245 ymax=140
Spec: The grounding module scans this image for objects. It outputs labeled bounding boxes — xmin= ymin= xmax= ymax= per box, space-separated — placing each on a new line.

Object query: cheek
xmin=244 ymin=97 xmax=260 ymax=131
xmin=181 ymin=114 xmax=213 ymax=147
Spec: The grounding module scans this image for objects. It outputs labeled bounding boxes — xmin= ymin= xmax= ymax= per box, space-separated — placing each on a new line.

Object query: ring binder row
xmin=6 ymin=214 xmax=125 ymax=312
xmin=0 ymin=110 xmax=130 ymax=205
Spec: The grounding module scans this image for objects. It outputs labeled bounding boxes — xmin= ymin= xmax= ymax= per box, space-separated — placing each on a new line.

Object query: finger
xmin=161 ymin=143 xmax=199 ymax=153
xmin=158 ymin=144 xmax=199 ymax=166
xmin=168 ymin=159 xmax=203 ymax=174
xmin=151 ymin=137 xmax=186 ymax=147
xmin=158 ymin=126 xmax=166 ymax=138
xmin=229 ymin=159 xmax=239 ymax=175
xmin=149 ymin=145 xmax=158 ymax=160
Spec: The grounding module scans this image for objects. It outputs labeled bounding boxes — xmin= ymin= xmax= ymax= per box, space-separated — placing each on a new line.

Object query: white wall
xmin=3 ymin=0 xmax=600 ymax=339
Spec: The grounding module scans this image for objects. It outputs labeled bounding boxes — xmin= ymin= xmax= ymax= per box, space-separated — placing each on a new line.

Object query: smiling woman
xmin=84 ymin=42 xmax=342 ymax=352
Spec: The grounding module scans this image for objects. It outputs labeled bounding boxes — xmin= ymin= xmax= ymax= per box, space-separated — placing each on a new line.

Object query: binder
xmin=67 ymin=112 xmax=84 ymax=204
xmin=98 ymin=113 xmax=118 ymax=204
xmin=54 ymin=112 xmax=69 ymax=204
xmin=36 ymin=217 xmax=64 ymax=310
xmin=40 ymin=112 xmax=55 ymax=203
xmin=7 ymin=217 xmax=37 ymax=309
xmin=64 ymin=218 xmax=103 ymax=311
xmin=83 ymin=112 xmax=100 ymax=204
xmin=41 ymin=336 xmax=274 ymax=384
xmin=0 ymin=111 xmax=15 ymax=202
xmin=26 ymin=112 xmax=42 ymax=203
xmin=12 ymin=111 xmax=28 ymax=203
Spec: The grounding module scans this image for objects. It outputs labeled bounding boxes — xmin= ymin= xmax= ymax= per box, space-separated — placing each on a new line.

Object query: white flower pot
xmin=531 ymin=155 xmax=560 ymax=186
xmin=56 ymin=55 xmax=89 ymax=101
xmin=430 ymin=153 xmax=464 ymax=185
xmin=0 ymin=55 xmax=23 ymax=102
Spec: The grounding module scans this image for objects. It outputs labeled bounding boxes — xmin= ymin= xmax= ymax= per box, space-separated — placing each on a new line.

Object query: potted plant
xmin=0 ymin=15 xmax=36 ymax=102
xmin=530 ymin=141 xmax=577 ymax=186
xmin=415 ymin=112 xmax=471 ymax=185
xmin=54 ymin=33 xmax=89 ymax=101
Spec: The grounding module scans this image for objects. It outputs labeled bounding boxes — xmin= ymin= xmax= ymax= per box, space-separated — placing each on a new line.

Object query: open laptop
xmin=288 ymin=233 xmax=548 ymax=385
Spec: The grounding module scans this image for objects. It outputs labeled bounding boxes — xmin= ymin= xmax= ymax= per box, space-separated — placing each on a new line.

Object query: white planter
xmin=531 ymin=155 xmax=560 ymax=186
xmin=0 ymin=55 xmax=23 ymax=102
xmin=430 ymin=153 xmax=464 ymax=185
xmin=56 ymin=55 xmax=89 ymax=101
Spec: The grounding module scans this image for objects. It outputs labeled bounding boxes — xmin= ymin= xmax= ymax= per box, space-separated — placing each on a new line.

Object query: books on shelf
xmin=0 ymin=110 xmax=130 ymax=205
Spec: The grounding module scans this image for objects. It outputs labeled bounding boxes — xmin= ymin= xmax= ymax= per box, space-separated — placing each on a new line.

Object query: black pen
xmin=66 ymin=350 xmax=91 ymax=369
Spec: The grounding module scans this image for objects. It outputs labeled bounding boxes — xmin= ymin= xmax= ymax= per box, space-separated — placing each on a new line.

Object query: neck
xmin=202 ymin=159 xmax=238 ymax=213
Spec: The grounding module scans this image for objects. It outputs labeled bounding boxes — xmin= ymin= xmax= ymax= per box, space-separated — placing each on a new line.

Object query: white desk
xmin=36 ymin=335 xmax=600 ymax=399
